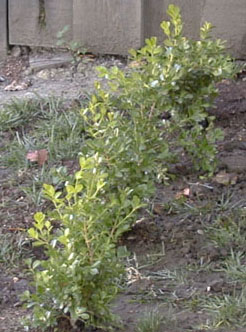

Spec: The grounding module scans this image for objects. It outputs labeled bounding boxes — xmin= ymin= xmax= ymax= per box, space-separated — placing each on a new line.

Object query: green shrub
xmin=22 ymin=155 xmax=142 ymax=330
xmin=92 ymin=5 xmax=236 ymax=174
xmin=23 ymin=5 xmax=236 ymax=331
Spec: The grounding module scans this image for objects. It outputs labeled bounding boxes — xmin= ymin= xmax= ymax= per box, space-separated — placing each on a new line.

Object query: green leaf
xmin=33 ymin=260 xmax=41 ymax=269
xmin=43 ymin=184 xmax=55 ymax=198
xmin=90 ymin=268 xmax=99 ymax=275
xmin=28 ymin=228 xmax=38 ymax=239
xmin=81 ymin=313 xmax=90 ymax=320
xmin=34 ymin=212 xmax=45 ymax=224
xmin=66 ymin=185 xmax=75 ymax=194
xmin=167 ymin=4 xmax=180 ymax=20
xmin=132 ymin=195 xmax=141 ymax=208
xmin=161 ymin=21 xmax=171 ymax=37
xmin=45 ymin=221 xmax=51 ymax=229
xmin=58 ymin=235 xmax=68 ymax=245
xmin=74 ymin=183 xmax=83 ymax=193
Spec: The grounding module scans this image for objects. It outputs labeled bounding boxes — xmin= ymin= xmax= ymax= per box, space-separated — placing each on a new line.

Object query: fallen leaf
xmin=37 ymin=149 xmax=48 ymax=166
xmin=26 ymin=149 xmax=48 ymax=166
xmin=26 ymin=150 xmax=39 ymax=162
xmin=175 ymin=188 xmax=190 ymax=199
xmin=183 ymin=188 xmax=190 ymax=197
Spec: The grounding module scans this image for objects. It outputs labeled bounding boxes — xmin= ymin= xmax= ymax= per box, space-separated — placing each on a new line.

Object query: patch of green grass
xmin=206 ymin=211 xmax=246 ymax=251
xmin=2 ymin=134 xmax=33 ymax=169
xmin=1 ymin=97 xmax=86 ymax=168
xmin=0 ymin=97 xmax=87 ymax=208
xmin=135 ymin=307 xmax=165 ymax=332
xmin=34 ymin=109 xmax=86 ymax=161
xmin=202 ymin=289 xmax=246 ymax=329
xmin=0 ymin=232 xmax=31 ymax=268
xmin=221 ymin=250 xmax=246 ymax=283
xmin=0 ymin=97 xmax=53 ymax=131
xmin=146 ymin=268 xmax=188 ymax=285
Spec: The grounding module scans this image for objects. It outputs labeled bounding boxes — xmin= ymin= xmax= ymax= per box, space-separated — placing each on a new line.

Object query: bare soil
xmin=0 ymin=50 xmax=246 ymax=332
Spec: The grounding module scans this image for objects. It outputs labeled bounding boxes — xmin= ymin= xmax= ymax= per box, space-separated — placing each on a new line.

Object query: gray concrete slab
xmin=73 ymin=0 xmax=143 ymax=55
xmin=8 ymin=0 xmax=73 ymax=47
xmin=29 ymin=53 xmax=73 ymax=73
xmin=0 ymin=0 xmax=8 ymax=61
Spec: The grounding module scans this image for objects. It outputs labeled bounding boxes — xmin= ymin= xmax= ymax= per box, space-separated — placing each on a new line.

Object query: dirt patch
xmin=0 ymin=49 xmax=126 ymax=108
xmin=1 ymin=50 xmax=246 ymax=331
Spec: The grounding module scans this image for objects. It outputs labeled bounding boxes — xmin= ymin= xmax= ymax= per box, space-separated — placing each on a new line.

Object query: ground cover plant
xmin=1 ymin=4 xmax=246 ymax=332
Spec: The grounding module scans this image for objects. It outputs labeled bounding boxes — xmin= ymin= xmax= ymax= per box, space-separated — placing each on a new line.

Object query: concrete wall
xmin=8 ymin=0 xmax=73 ymax=47
xmin=0 ymin=0 xmax=8 ymax=61
xmin=73 ymin=0 xmax=143 ymax=54
xmin=5 ymin=0 xmax=246 ymax=58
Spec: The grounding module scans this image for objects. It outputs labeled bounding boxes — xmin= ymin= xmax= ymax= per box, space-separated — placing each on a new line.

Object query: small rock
xmin=21 ymin=46 xmax=30 ymax=55
xmin=213 ymin=171 xmax=238 ymax=185
xmin=4 ymin=79 xmax=31 ymax=91
xmin=36 ymin=69 xmax=50 ymax=80
xmin=23 ymin=67 xmax=33 ymax=76
xmin=64 ymin=70 xmax=73 ymax=79
xmin=153 ymin=203 xmax=164 ymax=215
xmin=57 ymin=68 xmax=66 ymax=74
xmin=11 ymin=46 xmax=22 ymax=58
xmin=24 ymin=92 xmax=36 ymax=98
xmin=50 ymin=68 xmax=58 ymax=78
xmin=209 ymin=278 xmax=225 ymax=292
xmin=77 ymin=62 xmax=85 ymax=73
xmin=0 ymin=75 xmax=5 ymax=82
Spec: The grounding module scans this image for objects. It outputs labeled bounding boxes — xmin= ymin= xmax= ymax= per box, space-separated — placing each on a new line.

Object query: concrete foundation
xmin=0 ymin=0 xmax=8 ymax=61
xmin=73 ymin=0 xmax=143 ymax=55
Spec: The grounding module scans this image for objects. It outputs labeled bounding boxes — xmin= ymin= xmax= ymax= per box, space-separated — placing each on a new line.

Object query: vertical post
xmin=0 ymin=0 xmax=8 ymax=61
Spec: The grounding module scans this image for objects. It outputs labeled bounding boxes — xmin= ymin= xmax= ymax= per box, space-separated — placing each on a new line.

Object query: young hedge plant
xmin=22 ymin=155 xmax=143 ymax=330
xmin=23 ymin=5 xmax=236 ymax=331
xmin=94 ymin=4 xmax=236 ymax=175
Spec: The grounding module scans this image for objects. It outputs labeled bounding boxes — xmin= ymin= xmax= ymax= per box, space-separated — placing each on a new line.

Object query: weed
xmin=38 ymin=0 xmax=46 ymax=28
xmin=57 ymin=25 xmax=87 ymax=74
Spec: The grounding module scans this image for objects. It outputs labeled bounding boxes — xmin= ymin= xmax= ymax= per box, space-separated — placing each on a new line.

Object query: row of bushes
xmin=22 ymin=5 xmax=236 ymax=331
